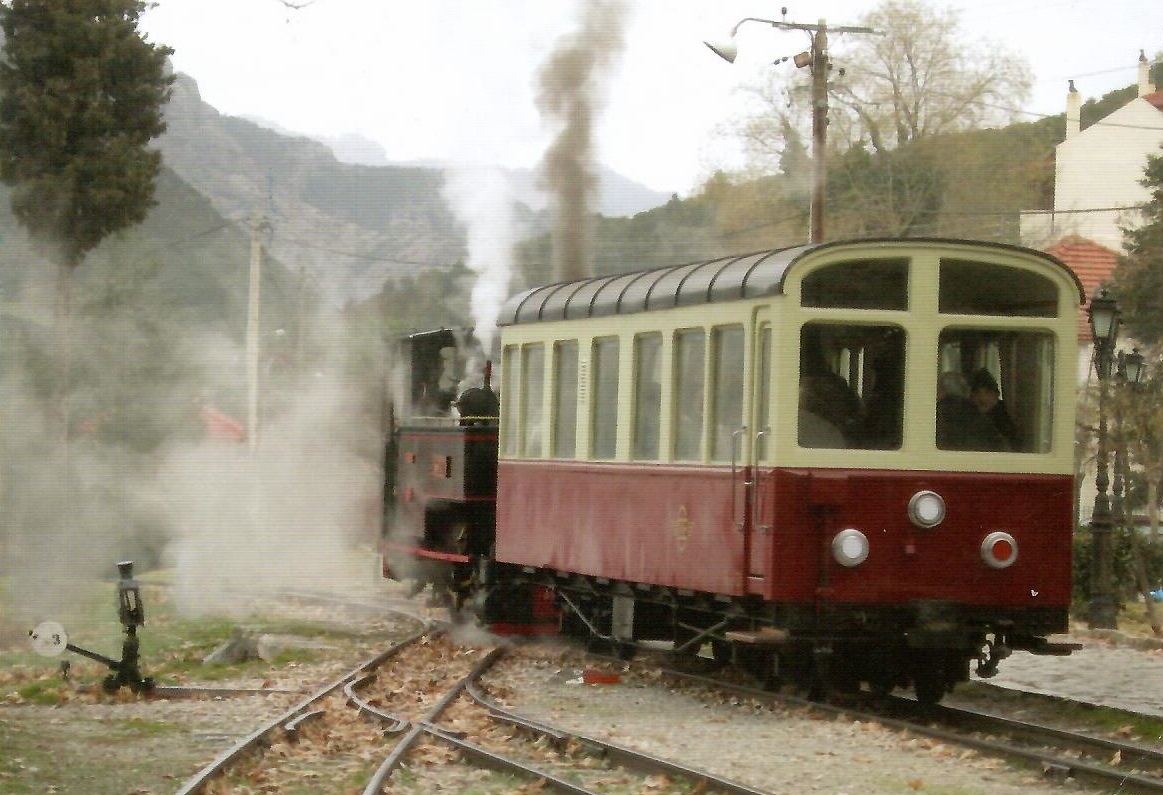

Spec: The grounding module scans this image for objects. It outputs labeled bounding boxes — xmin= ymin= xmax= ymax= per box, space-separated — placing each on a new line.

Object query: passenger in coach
xmin=936 ymin=371 xmax=1008 ymax=451
xmin=969 ymin=368 xmax=1020 ymax=450
xmin=798 ymin=376 xmax=852 ymax=448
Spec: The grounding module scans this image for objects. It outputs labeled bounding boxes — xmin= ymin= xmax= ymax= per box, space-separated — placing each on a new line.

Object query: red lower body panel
xmin=495 ymin=460 xmax=1074 ymax=611
xmin=496 ymin=461 xmax=744 ymax=595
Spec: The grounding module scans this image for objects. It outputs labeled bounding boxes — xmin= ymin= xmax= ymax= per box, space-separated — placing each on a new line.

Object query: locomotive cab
xmin=381 ymin=329 xmax=500 ymax=610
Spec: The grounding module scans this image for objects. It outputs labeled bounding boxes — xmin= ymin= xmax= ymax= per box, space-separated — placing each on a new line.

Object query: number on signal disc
xmin=29 ymin=621 xmax=68 ymax=657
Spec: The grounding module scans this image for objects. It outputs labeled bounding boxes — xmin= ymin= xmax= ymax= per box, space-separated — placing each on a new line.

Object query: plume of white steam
xmin=0 ymin=312 xmax=387 ymax=634
xmin=441 ymin=164 xmax=516 ymax=355
xmin=158 ymin=370 xmax=383 ymax=615
xmin=537 ymin=0 xmax=628 ymax=283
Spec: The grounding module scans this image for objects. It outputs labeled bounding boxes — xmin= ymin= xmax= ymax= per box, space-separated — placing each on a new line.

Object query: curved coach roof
xmin=498 ymin=238 xmax=1085 ymax=326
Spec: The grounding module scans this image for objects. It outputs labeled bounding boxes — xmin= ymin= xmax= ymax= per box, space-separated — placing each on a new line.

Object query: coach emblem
xmin=673 ymin=504 xmax=692 ymax=552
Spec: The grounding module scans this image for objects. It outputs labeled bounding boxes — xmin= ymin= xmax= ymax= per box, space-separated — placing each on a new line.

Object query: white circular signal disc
xmin=29 ymin=621 xmax=68 ymax=657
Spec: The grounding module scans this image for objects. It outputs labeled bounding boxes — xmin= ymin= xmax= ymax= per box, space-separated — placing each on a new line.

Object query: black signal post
xmin=30 ymin=561 xmax=155 ymax=693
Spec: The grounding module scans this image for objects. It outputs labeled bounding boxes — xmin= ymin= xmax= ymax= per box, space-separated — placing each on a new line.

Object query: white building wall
xmin=1057 ymin=100 xmax=1163 ymax=210
xmin=1021 ymin=97 xmax=1163 ymax=251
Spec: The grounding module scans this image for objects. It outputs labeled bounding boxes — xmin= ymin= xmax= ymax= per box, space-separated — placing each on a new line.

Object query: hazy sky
xmin=141 ymin=0 xmax=1163 ymax=195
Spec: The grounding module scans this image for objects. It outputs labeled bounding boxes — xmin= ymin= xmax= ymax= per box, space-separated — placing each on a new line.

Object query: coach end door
xmin=745 ymin=312 xmax=774 ymax=596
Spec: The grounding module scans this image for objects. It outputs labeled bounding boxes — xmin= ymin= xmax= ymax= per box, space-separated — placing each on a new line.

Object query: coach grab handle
xmin=731 ymin=425 xmax=748 ymax=532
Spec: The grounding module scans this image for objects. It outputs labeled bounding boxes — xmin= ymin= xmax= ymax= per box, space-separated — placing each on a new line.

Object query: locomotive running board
xmin=383 ymin=540 xmax=471 ymax=564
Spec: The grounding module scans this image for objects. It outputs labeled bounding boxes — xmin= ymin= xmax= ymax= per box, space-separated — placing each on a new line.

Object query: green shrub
xmin=1073 ymin=524 xmax=1163 ymax=607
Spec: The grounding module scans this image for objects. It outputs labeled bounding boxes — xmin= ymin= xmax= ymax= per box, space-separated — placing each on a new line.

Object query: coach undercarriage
xmin=534 ymin=571 xmax=980 ymax=704
xmin=397 ymin=556 xmax=1073 ymax=706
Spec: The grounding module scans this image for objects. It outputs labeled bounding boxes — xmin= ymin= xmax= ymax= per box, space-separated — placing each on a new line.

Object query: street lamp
xmin=1087 ymin=288 xmax=1120 ymax=629
xmin=1111 ymin=347 xmax=1146 ymax=541
xmin=705 ymin=12 xmax=875 ymax=244
xmin=1121 ymin=347 xmax=1146 ymax=385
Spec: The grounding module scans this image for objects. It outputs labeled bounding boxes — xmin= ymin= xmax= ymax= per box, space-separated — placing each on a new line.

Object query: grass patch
xmin=108 ymin=716 xmax=180 ymax=738
xmin=0 ymin=699 xmax=211 ymax=795
xmin=958 ymin=680 xmax=1163 ymax=742
xmin=14 ymin=679 xmax=66 ymax=706
xmin=2 ymin=570 xmax=371 ymax=694
xmin=1049 ymin=699 xmax=1163 ymax=740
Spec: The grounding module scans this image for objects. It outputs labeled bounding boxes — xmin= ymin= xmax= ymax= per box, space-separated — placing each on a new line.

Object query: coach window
xmin=939 ymin=259 xmax=1057 ymax=316
xmin=591 ymin=337 xmax=620 ymax=459
xmin=710 ymin=325 xmax=745 ymax=462
xmin=552 ymin=340 xmax=578 ymax=458
xmin=801 ymin=258 xmax=909 ymax=310
xmin=673 ymin=328 xmax=705 ymax=461
xmin=798 ymin=323 xmax=904 ymax=450
xmin=500 ymin=344 xmax=519 ymax=456
xmin=633 ymin=333 xmax=663 ymax=460
xmin=936 ymin=329 xmax=1054 ymax=453
xmin=520 ymin=344 xmax=545 ymax=457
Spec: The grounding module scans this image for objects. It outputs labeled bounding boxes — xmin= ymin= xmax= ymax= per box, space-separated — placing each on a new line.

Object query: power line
xmin=158 ymin=221 xmax=235 ymax=247
xmin=275 ymin=234 xmax=460 ymax=269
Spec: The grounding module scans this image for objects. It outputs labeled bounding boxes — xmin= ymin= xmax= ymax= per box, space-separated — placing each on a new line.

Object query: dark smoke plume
xmin=537 ymin=0 xmax=628 ymax=283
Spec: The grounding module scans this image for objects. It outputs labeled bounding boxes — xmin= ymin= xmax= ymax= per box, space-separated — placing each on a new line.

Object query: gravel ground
xmin=485 ymin=642 xmax=1080 ymax=795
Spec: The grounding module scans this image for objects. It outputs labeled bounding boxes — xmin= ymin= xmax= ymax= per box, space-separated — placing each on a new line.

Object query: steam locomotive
xmin=382 ymin=238 xmax=1084 ymax=703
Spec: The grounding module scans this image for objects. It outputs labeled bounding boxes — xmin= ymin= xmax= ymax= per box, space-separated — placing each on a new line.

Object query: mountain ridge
xmin=157 ymin=73 xmax=669 ymax=305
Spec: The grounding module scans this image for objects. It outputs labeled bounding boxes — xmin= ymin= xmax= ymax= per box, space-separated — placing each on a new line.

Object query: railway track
xmin=171 ymin=631 xmax=772 ymax=794
xmin=909 ymin=697 xmax=1163 ymax=792
xmin=650 ymin=657 xmax=1163 ymax=794
xmin=172 ymin=626 xmax=430 ymax=794
xmin=157 ymin=591 xmax=1162 ymax=794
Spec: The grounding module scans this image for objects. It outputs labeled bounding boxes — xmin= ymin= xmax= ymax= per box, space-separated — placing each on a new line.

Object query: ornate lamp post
xmin=1111 ymin=348 xmax=1146 ymax=523
xmin=1087 ymin=289 xmax=1120 ymax=629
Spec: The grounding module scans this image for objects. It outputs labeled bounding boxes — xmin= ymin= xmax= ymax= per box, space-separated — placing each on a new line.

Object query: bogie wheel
xmin=913 ymin=671 xmax=946 ymax=705
xmin=911 ymin=651 xmax=951 ymax=705
xmin=735 ymin=646 xmax=778 ymax=689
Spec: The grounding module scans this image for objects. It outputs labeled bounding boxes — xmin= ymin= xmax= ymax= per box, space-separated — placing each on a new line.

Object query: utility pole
xmin=706 ymin=12 xmax=876 ymax=243
xmin=808 ymin=22 xmax=829 ymax=244
xmin=246 ymin=213 xmax=270 ymax=454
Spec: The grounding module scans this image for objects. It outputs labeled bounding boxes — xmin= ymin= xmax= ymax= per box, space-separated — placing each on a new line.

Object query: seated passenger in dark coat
xmin=799 ymin=373 xmax=862 ymax=447
xmin=936 ymin=371 xmax=1009 ymax=451
xmin=969 ymin=368 xmax=1020 ymax=450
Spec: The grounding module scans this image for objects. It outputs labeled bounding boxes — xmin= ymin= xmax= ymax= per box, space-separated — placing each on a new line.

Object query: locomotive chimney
xmin=484 ymin=360 xmax=492 ymax=390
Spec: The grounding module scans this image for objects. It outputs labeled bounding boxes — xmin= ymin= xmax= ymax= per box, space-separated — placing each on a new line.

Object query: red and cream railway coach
xmin=493 ymin=237 xmax=1084 ymax=702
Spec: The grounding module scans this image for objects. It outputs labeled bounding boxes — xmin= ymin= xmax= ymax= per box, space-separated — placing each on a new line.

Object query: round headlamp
xmin=832 ymin=528 xmax=870 ymax=567
xmin=908 ymin=490 xmax=946 ymax=529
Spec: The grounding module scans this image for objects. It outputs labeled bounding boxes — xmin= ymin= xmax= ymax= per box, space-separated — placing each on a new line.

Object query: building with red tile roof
xmin=1044 ymin=236 xmax=1120 ymax=342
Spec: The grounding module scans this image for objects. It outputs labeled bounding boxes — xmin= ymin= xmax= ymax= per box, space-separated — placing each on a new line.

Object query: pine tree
xmin=0 ymin=0 xmax=173 ymax=433
xmin=1113 ymin=145 xmax=1163 ymax=343
xmin=0 ymin=0 xmax=172 ymax=269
